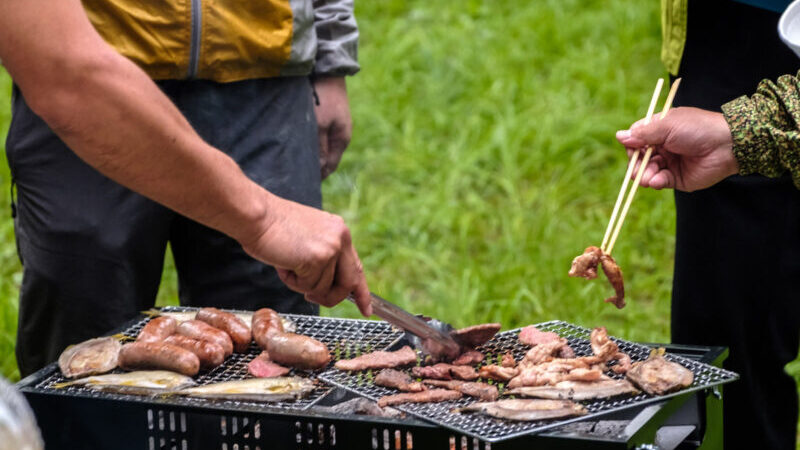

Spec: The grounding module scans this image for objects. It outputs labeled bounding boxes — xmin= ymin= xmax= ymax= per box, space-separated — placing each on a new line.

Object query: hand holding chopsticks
xmin=601 ymin=78 xmax=681 ymax=256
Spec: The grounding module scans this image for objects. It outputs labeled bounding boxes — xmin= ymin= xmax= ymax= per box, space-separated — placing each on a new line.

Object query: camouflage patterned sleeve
xmin=721 ymin=71 xmax=800 ymax=188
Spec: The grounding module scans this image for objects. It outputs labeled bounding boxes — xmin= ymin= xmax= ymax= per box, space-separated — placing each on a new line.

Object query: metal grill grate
xmin=320 ymin=320 xmax=739 ymax=443
xmin=31 ymin=306 xmax=403 ymax=412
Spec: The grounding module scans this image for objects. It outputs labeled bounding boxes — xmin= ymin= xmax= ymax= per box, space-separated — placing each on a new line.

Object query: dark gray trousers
xmin=6 ymin=77 xmax=322 ymax=377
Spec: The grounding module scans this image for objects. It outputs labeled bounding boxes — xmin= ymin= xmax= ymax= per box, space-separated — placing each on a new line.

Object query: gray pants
xmin=6 ymin=77 xmax=322 ymax=377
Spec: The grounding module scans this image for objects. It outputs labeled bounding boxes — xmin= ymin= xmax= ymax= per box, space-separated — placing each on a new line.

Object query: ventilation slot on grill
xmin=370 ymin=427 xmax=414 ymax=449
xmin=146 ymin=409 xmax=188 ymax=450
xmin=294 ymin=420 xmax=338 ymax=448
xmin=448 ymin=435 xmax=490 ymax=450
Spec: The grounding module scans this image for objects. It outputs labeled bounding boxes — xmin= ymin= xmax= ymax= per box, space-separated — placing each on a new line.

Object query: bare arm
xmin=0 ymin=0 xmax=371 ymax=314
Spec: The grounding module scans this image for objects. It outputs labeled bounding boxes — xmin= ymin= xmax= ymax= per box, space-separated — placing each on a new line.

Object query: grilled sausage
xmin=118 ymin=342 xmax=199 ymax=376
xmin=266 ymin=332 xmax=331 ymax=370
xmin=137 ymin=316 xmax=178 ymax=344
xmin=196 ymin=307 xmax=252 ymax=353
xmin=164 ymin=334 xmax=225 ymax=369
xmin=252 ymin=308 xmax=284 ymax=350
xmin=176 ymin=320 xmax=234 ymax=356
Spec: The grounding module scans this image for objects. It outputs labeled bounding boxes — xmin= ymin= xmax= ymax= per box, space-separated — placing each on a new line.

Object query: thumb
xmin=616 ymin=113 xmax=673 ymax=149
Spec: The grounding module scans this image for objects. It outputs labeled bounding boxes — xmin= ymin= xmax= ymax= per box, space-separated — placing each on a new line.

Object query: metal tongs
xmin=347 ymin=292 xmax=462 ymax=360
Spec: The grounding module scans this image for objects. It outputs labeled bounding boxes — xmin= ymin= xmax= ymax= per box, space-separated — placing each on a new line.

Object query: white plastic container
xmin=779 ymin=0 xmax=800 ymax=57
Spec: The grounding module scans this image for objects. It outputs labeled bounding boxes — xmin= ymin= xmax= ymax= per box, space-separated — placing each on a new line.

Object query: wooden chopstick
xmin=604 ymin=78 xmax=681 ymax=256
xmin=600 ymin=78 xmax=664 ymax=254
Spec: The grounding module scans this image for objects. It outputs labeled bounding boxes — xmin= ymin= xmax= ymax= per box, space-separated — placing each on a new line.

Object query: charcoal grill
xmin=18 ymin=311 xmax=734 ymax=449
xmin=320 ymin=320 xmax=738 ymax=443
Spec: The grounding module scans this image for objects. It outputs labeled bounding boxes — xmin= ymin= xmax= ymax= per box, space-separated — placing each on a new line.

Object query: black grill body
xmin=17 ymin=310 xmax=730 ymax=450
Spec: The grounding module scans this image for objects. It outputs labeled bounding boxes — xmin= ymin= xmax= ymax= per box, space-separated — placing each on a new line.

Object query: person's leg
xmin=6 ymin=86 xmax=172 ymax=377
xmin=169 ymin=77 xmax=321 ymax=314
xmin=672 ymin=2 xmax=800 ymax=448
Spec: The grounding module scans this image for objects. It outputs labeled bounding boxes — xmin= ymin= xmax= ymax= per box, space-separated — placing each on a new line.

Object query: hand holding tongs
xmin=347 ymin=292 xmax=462 ymax=360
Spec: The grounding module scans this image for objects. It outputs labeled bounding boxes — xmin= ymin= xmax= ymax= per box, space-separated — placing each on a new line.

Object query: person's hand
xmin=615 ymin=107 xmax=740 ymax=192
xmin=313 ymin=76 xmax=352 ymax=179
xmin=238 ymin=193 xmax=372 ymax=316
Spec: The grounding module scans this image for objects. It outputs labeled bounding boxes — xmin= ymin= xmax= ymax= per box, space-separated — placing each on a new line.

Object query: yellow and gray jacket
xmin=82 ymin=0 xmax=359 ymax=83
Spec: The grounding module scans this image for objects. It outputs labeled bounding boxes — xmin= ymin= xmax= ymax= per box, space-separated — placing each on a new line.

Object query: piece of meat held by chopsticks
xmin=456 ymin=399 xmax=586 ymax=421
xmin=377 ymin=389 xmax=462 ymax=407
xmin=334 ymin=346 xmax=418 ymax=371
xmin=569 ymin=79 xmax=681 ymax=310
xmin=568 ymin=247 xmax=626 ymax=309
xmin=374 ymin=369 xmax=426 ymax=392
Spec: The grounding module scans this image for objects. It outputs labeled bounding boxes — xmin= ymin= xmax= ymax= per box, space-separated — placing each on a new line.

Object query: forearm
xmin=0 ymin=0 xmax=272 ymax=244
xmin=721 ymin=71 xmax=800 ymax=188
xmin=312 ymin=0 xmax=360 ymax=76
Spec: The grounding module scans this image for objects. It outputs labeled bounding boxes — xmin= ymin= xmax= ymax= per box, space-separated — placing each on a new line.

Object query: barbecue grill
xmin=18 ymin=308 xmax=735 ymax=449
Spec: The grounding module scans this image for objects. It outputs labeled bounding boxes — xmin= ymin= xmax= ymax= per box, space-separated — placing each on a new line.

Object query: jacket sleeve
xmin=312 ymin=0 xmax=359 ymax=76
xmin=721 ymin=70 xmax=800 ymax=188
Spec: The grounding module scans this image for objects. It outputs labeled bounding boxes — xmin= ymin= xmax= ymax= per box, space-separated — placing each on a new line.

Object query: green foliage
xmin=0 ymin=0 xmax=797 ymax=443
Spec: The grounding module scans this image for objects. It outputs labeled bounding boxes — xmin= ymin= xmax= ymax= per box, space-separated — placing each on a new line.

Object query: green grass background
xmin=0 ymin=0 xmax=798 ymax=443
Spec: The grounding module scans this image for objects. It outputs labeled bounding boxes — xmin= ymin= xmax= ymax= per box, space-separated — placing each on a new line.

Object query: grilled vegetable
xmin=58 ymin=337 xmax=122 ymax=378
xmin=54 ymin=370 xmax=196 ymax=395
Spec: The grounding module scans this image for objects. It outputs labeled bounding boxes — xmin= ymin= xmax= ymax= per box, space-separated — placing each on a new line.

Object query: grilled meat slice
xmin=523 ymin=339 xmax=567 ymax=364
xmin=478 ymin=364 xmax=520 ymax=381
xmin=612 ymin=352 xmax=632 ymax=374
xmin=247 ymin=351 xmax=290 ymax=378
xmin=375 ymin=369 xmax=426 ymax=392
xmin=450 ymin=323 xmax=501 ymax=348
xmin=626 ymin=352 xmax=693 ymax=395
xmin=452 ymin=350 xmax=484 ymax=366
xmin=334 ymin=346 xmax=417 ymax=371
xmin=558 ymin=345 xmax=576 ymax=359
xmin=507 ymin=378 xmax=638 ymax=401
xmin=508 ymin=366 xmax=603 ymax=388
xmin=568 ymin=246 xmax=602 ymax=280
xmin=412 ymin=363 xmax=478 ymax=381
xmin=422 ymin=379 xmax=499 ymax=401
xmin=590 ymin=327 xmax=619 ymax=361
xmin=320 ymin=398 xmax=405 ymax=419
xmin=518 ymin=326 xmax=561 ymax=346
xmin=457 ymin=399 xmax=586 ymax=421
xmin=599 ymin=254 xmax=625 ymax=308
xmin=501 ymin=352 xmax=517 ymax=368
xmin=377 ymin=389 xmax=462 ymax=407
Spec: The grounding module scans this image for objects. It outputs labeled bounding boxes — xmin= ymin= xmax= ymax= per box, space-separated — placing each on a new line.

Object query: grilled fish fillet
xmin=54 ymin=370 xmax=196 ymax=395
xmin=457 ymin=399 xmax=586 ymax=421
xmin=507 ymin=378 xmax=638 ymax=400
xmin=175 ymin=377 xmax=315 ymax=402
